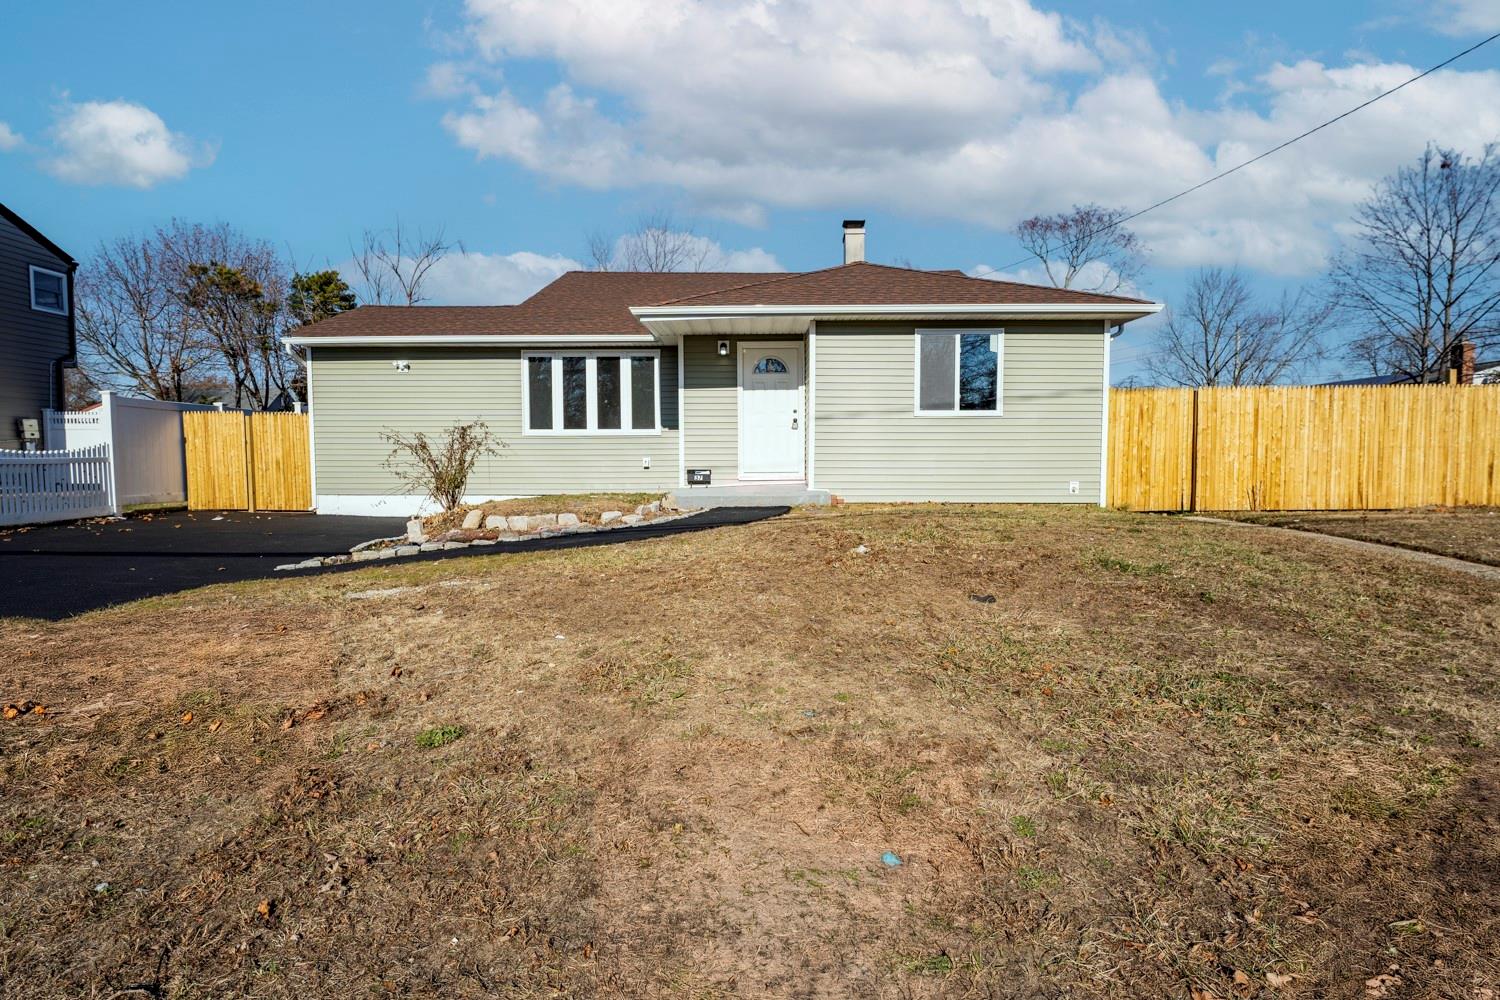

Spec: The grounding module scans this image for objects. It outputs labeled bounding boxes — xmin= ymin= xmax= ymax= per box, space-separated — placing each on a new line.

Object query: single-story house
xmin=285 ymin=222 xmax=1161 ymax=515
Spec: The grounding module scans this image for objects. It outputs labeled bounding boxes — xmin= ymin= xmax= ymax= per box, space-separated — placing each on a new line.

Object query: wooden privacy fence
xmin=183 ymin=411 xmax=311 ymax=511
xmin=1109 ymin=384 xmax=1500 ymax=511
xmin=0 ymin=445 xmax=115 ymax=526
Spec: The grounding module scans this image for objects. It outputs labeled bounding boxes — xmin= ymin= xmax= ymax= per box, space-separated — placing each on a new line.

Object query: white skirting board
xmin=315 ymin=494 xmax=531 ymax=517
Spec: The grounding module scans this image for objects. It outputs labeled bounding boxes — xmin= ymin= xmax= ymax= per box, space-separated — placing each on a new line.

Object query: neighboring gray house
xmin=286 ymin=222 xmax=1162 ymax=515
xmin=0 ymin=202 xmax=76 ymax=450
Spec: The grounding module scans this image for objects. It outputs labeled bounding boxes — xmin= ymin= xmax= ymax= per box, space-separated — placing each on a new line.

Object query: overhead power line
xmin=973 ymin=30 xmax=1500 ymax=281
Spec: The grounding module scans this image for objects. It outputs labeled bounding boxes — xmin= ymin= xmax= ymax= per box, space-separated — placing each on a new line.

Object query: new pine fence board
xmin=1110 ymin=384 xmax=1500 ymax=511
xmin=184 ymin=411 xmax=310 ymax=511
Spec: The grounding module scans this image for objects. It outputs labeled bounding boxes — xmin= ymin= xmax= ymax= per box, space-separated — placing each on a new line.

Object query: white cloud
xmin=1429 ymin=0 xmax=1500 ymax=35
xmin=0 ymin=122 xmax=22 ymax=152
xmin=45 ymin=99 xmax=213 ymax=188
xmin=342 ymin=249 xmax=582 ymax=306
xmin=968 ymin=259 xmax=1140 ymax=297
xmin=599 ymin=230 xmax=784 ymax=271
xmin=434 ymin=0 xmax=1500 ymax=275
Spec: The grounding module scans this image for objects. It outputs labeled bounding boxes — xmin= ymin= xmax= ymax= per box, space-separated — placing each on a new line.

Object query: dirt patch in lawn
xmin=1227 ymin=506 xmax=1500 ymax=567
xmin=2 ymin=506 xmax=1498 ymax=998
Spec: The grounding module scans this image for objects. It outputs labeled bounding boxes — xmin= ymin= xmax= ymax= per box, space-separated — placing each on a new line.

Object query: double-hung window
xmin=29 ymin=265 xmax=68 ymax=315
xmin=523 ymin=351 xmax=661 ymax=434
xmin=914 ymin=329 xmax=1002 ymax=415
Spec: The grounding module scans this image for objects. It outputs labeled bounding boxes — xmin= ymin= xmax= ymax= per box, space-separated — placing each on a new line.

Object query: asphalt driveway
xmin=0 ymin=506 xmax=784 ymax=620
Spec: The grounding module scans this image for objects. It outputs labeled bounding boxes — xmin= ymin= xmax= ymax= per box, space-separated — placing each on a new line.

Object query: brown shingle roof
xmin=651 ymin=262 xmax=1152 ymax=307
xmin=288 ymin=264 xmax=1152 ymax=339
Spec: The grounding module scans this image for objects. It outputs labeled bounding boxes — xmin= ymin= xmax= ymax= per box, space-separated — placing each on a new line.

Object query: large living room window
xmin=915 ymin=329 xmax=1002 ymax=415
xmin=523 ymin=351 xmax=661 ymax=434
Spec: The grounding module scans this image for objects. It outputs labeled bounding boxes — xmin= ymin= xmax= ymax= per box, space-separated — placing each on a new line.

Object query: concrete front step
xmin=668 ymin=486 xmax=831 ymax=509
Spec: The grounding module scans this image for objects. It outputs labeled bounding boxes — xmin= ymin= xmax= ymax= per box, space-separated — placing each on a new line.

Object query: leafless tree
xmin=1329 ymin=144 xmax=1500 ymax=381
xmin=1014 ymin=203 xmax=1144 ymax=294
xmin=1148 ymin=268 xmax=1331 ymax=387
xmin=381 ymin=421 xmax=502 ymax=512
xmin=75 ymin=228 xmax=217 ymax=401
xmin=587 ymin=208 xmax=714 ymax=272
xmin=351 ymin=220 xmax=461 ymax=304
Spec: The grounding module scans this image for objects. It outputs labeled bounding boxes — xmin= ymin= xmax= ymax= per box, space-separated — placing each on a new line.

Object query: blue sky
xmin=2 ymin=0 xmax=1498 ymax=382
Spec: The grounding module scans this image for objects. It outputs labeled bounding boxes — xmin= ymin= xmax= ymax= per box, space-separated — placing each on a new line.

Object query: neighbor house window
xmin=524 ymin=351 xmax=661 ymax=434
xmin=915 ymin=329 xmax=1002 ymax=415
xmin=29 ymin=266 xmax=67 ymax=315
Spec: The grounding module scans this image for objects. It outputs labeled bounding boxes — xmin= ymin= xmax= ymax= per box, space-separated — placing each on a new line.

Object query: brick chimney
xmin=1448 ymin=340 xmax=1476 ymax=384
xmin=842 ymin=219 xmax=865 ymax=264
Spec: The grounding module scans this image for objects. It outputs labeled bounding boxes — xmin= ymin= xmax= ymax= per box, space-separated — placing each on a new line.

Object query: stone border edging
xmin=274 ymin=500 xmax=699 ymax=572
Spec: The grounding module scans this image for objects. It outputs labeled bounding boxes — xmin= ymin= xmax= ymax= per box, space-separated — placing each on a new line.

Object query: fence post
xmin=241 ymin=413 xmax=255 ymax=513
xmin=1188 ymin=389 xmax=1200 ymax=512
xmin=100 ymin=391 xmax=121 ymax=513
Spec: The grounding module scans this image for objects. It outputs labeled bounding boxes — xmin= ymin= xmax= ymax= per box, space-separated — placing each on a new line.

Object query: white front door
xmin=738 ymin=342 xmax=805 ymax=479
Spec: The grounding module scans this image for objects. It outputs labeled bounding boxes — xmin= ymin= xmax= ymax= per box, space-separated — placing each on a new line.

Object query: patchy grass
xmin=1 ymin=504 xmax=1497 ymax=998
xmin=1227 ymin=506 xmax=1500 ymax=566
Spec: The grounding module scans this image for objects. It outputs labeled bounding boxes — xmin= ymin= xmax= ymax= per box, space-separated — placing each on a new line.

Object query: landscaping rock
xmin=472 ymin=538 xmax=496 ymax=546
xmin=461 ymin=509 xmax=484 ymax=530
xmin=636 ymin=502 xmax=660 ymax=517
xmin=420 ymin=542 xmax=442 ymax=552
xmin=507 ymin=515 xmax=530 ymax=532
xmin=600 ymin=510 xmax=622 ymax=524
xmin=442 ymin=541 xmax=468 ymax=550
xmin=351 ymin=549 xmax=380 ymax=563
xmin=406 ymin=518 xmax=426 ymax=543
xmin=295 ymin=559 xmax=322 ymax=570
xmin=620 ymin=514 xmax=644 ymax=525
xmin=484 ymin=514 xmax=506 ymax=530
xmin=395 ymin=545 xmax=420 ymax=557
xmin=534 ymin=513 xmax=558 ymax=527
xmin=558 ymin=512 xmax=580 ymax=527
xmin=378 ymin=548 xmax=397 ymax=558
xmin=274 ymin=563 xmax=298 ymax=572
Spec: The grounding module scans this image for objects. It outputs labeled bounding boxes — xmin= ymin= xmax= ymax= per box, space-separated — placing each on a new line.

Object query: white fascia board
xmin=630 ymin=302 xmax=1164 ymax=320
xmin=283 ymin=334 xmax=658 ymax=347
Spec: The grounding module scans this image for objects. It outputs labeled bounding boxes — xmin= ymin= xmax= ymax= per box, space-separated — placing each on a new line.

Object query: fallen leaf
xmin=303 ymin=705 xmax=327 ymax=722
xmin=256 ymin=899 xmax=273 ymax=919
xmin=181 ymin=711 xmax=194 ymax=725
xmin=280 ymin=716 xmax=295 ymax=732
xmin=208 ymin=719 xmax=223 ymax=733
xmin=1267 ymin=972 xmax=1298 ymax=988
xmin=1233 ymin=969 xmax=1252 ymax=994
xmin=2 ymin=705 xmax=19 ymax=720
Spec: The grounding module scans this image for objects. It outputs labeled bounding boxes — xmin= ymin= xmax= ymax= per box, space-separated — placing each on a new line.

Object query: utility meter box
xmin=17 ymin=418 xmax=40 ymax=442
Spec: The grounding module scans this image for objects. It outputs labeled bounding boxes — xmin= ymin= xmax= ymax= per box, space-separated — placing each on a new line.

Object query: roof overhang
xmin=630 ymin=302 xmax=1164 ymax=338
xmin=282 ymin=333 xmax=657 ymax=348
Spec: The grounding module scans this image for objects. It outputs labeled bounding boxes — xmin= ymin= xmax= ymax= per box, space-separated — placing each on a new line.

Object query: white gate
xmin=0 ymin=445 xmax=116 ymax=526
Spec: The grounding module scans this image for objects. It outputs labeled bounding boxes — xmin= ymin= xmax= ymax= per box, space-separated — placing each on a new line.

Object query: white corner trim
xmin=315 ymin=493 xmax=531 ymax=518
xmin=677 ymin=339 xmax=687 ymax=488
xmin=807 ymin=322 xmax=816 ymax=490
xmin=1100 ymin=321 xmax=1111 ymax=508
xmin=306 ymin=346 xmax=317 ymax=502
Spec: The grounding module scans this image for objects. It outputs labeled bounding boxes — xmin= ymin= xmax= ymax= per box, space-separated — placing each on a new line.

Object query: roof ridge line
xmin=649 ymin=265 xmax=855 ymax=305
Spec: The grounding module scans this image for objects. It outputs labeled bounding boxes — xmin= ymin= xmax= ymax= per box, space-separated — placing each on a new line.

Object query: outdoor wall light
xmin=392 ymin=360 xmax=411 ymax=372
xmin=717 ymin=340 xmax=729 ymax=357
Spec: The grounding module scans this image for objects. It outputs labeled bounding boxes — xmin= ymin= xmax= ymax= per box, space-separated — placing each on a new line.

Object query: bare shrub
xmin=380 ymin=421 xmax=501 ymax=512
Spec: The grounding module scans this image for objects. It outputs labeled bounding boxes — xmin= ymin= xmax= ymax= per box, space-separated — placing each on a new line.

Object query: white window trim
xmin=913 ymin=328 xmax=1004 ymax=416
xmin=29 ymin=265 xmax=68 ymax=316
xmin=521 ymin=349 xmax=662 ymax=436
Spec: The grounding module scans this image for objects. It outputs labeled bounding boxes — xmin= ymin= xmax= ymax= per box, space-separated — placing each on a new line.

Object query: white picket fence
xmin=0 ymin=444 xmax=116 ymax=527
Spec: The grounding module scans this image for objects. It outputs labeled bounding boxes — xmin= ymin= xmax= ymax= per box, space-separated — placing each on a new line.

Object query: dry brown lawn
xmin=2 ymin=505 xmax=1497 ymax=999
xmin=1226 ymin=507 xmax=1500 ymax=568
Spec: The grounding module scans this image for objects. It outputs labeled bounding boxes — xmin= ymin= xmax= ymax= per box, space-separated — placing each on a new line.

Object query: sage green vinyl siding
xmin=681 ymin=334 xmax=802 ymax=482
xmin=309 ymin=345 xmax=678 ymax=496
xmin=813 ymin=322 xmax=1105 ymax=502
